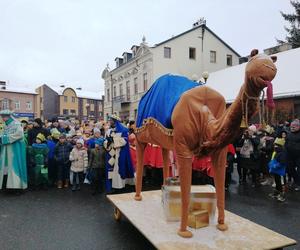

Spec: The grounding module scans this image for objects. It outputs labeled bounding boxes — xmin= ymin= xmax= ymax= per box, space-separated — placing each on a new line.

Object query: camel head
xmin=245 ymin=49 xmax=277 ymax=91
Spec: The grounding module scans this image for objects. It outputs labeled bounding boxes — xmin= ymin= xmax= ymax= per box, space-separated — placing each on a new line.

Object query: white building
xmin=101 ymin=21 xmax=240 ymax=121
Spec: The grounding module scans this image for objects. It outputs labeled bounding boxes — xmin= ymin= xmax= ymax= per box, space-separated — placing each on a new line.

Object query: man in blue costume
xmin=0 ymin=110 xmax=27 ymax=190
xmin=104 ymin=114 xmax=135 ymax=192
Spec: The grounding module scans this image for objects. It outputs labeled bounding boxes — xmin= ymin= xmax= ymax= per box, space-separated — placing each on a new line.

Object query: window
xmin=72 ymin=96 xmax=76 ymax=103
xmin=134 ymin=78 xmax=138 ymax=95
xmin=189 ymin=47 xmax=196 ymax=59
xmin=63 ymin=109 xmax=68 ymax=115
xmin=107 ymin=89 xmax=110 ymax=101
xmin=40 ymin=97 xmax=43 ymax=103
xmin=15 ymin=101 xmax=20 ymax=110
xmin=143 ymin=73 xmax=148 ymax=91
xmin=89 ymin=100 xmax=94 ymax=104
xmin=113 ymin=86 xmax=116 ymax=98
xmin=164 ymin=47 xmax=171 ymax=58
xmin=70 ymin=109 xmax=76 ymax=115
xmin=126 ymin=81 xmax=130 ymax=100
xmin=64 ymin=96 xmax=68 ymax=102
xmin=210 ymin=51 xmax=216 ymax=63
xmin=119 ymin=83 xmax=123 ymax=96
xmin=2 ymin=99 xmax=9 ymax=110
xmin=26 ymin=101 xmax=32 ymax=110
xmin=227 ymin=54 xmax=233 ymax=66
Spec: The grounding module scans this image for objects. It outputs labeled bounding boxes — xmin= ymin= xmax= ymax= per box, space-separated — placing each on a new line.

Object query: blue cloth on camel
xmin=136 ymin=74 xmax=201 ymax=129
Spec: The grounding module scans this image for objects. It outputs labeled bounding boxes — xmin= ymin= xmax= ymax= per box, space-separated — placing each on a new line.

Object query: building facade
xmin=0 ymin=83 xmax=37 ymax=120
xmin=102 ymin=21 xmax=240 ymax=121
xmin=36 ymin=84 xmax=104 ymax=121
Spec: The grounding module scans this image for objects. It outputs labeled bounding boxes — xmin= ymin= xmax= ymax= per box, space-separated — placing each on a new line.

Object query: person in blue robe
xmin=104 ymin=115 xmax=135 ymax=192
xmin=0 ymin=109 xmax=27 ymax=189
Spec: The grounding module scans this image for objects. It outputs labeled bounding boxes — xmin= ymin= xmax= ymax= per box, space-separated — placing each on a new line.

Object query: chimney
xmin=0 ymin=81 xmax=6 ymax=90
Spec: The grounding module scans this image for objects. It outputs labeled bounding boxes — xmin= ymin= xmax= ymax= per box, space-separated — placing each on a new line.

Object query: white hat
xmin=76 ymin=138 xmax=84 ymax=145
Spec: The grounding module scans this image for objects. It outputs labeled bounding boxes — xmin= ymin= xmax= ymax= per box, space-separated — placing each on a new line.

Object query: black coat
xmin=285 ymin=131 xmax=300 ymax=157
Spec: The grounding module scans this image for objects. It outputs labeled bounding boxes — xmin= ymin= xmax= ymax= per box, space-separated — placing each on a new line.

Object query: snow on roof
xmin=206 ymin=47 xmax=300 ymax=102
xmin=49 ymin=85 xmax=103 ymax=100
xmin=0 ymin=86 xmax=37 ymax=95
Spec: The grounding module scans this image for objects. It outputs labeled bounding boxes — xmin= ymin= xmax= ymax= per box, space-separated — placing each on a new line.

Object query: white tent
xmin=206 ymin=47 xmax=300 ymax=103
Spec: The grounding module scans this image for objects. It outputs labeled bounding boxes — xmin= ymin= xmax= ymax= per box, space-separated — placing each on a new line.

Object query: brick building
xmin=0 ymin=82 xmax=37 ymax=120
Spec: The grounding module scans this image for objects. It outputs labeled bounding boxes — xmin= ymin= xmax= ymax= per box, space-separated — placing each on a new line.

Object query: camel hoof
xmin=217 ymin=223 xmax=228 ymax=231
xmin=134 ymin=194 xmax=142 ymax=201
xmin=177 ymin=229 xmax=193 ymax=238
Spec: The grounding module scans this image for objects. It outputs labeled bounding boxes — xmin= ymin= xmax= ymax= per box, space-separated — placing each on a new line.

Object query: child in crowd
xmin=88 ymin=138 xmax=105 ymax=194
xmin=47 ymin=135 xmax=56 ymax=186
xmin=28 ymin=133 xmax=49 ymax=189
xmin=268 ymin=138 xmax=287 ymax=202
xmin=54 ymin=134 xmax=73 ymax=189
xmin=69 ymin=138 xmax=88 ymax=191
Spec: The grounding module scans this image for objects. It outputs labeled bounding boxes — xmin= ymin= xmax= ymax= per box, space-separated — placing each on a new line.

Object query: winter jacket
xmin=28 ymin=143 xmax=49 ymax=168
xmin=88 ymin=147 xmax=105 ymax=169
xmin=69 ymin=147 xmax=88 ymax=172
xmin=47 ymin=139 xmax=56 ymax=159
xmin=285 ymin=131 xmax=300 ymax=157
xmin=54 ymin=142 xmax=73 ymax=164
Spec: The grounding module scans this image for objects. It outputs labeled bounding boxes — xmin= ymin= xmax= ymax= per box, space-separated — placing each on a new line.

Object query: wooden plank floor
xmin=107 ymin=190 xmax=297 ymax=250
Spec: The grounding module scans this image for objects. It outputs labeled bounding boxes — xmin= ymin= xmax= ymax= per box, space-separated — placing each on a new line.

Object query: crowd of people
xmin=0 ymin=108 xmax=300 ymax=203
xmin=231 ymin=119 xmax=300 ymax=202
xmin=0 ymin=111 xmax=135 ymax=195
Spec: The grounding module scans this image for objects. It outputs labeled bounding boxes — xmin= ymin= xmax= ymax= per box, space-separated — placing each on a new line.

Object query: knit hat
xmin=36 ymin=133 xmax=46 ymax=142
xmin=76 ymin=138 xmax=84 ymax=145
xmin=93 ymin=127 xmax=101 ymax=134
xmin=59 ymin=133 xmax=66 ymax=139
xmin=50 ymin=128 xmax=60 ymax=139
xmin=95 ymin=138 xmax=105 ymax=146
xmin=274 ymin=138 xmax=285 ymax=147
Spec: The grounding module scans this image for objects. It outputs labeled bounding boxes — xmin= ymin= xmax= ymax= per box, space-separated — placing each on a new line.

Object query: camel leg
xmin=134 ymin=141 xmax=146 ymax=201
xmin=176 ymin=156 xmax=193 ymax=238
xmin=212 ymin=149 xmax=228 ymax=231
xmin=162 ymin=148 xmax=170 ymax=185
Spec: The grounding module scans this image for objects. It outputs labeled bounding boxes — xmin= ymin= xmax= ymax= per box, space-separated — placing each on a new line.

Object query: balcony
xmin=112 ymin=95 xmax=130 ymax=104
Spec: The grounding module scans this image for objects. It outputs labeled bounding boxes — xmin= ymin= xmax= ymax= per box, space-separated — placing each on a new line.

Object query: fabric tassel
xmin=266 ymin=81 xmax=275 ymax=109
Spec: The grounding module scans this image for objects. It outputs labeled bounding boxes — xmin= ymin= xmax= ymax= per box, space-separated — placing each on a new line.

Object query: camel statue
xmin=134 ymin=49 xmax=277 ymax=238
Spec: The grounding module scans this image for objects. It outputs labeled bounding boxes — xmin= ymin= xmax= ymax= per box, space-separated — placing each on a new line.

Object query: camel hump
xmin=136 ymin=74 xmax=201 ymax=129
xmin=172 ymin=86 xmax=226 ymax=123
xmin=179 ymin=86 xmax=226 ymax=117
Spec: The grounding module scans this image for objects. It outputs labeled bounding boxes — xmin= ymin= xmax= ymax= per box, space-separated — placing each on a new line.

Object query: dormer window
xmin=131 ymin=45 xmax=140 ymax=57
xmin=122 ymin=52 xmax=133 ymax=64
xmin=115 ymin=57 xmax=124 ymax=68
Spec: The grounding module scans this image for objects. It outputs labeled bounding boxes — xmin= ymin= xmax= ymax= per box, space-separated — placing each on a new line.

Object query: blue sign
xmin=14 ymin=112 xmax=35 ymax=118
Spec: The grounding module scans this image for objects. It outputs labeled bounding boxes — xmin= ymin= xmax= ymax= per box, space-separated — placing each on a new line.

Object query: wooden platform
xmin=107 ymin=190 xmax=296 ymax=250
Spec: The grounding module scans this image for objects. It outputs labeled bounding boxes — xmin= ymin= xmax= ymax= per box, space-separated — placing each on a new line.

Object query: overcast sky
xmin=0 ymin=0 xmax=294 ymax=93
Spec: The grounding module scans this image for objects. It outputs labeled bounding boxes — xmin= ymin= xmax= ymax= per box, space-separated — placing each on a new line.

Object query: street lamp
xmin=202 ymin=71 xmax=209 ymax=84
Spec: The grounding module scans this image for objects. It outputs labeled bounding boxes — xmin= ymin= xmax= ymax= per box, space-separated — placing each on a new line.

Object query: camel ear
xmin=271 ymin=56 xmax=277 ymax=63
xmin=250 ymin=49 xmax=259 ymax=57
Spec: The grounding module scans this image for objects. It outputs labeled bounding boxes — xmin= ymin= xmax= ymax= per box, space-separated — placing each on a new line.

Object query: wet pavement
xmin=0 ymin=171 xmax=299 ymax=250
